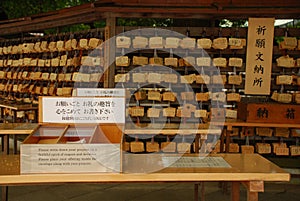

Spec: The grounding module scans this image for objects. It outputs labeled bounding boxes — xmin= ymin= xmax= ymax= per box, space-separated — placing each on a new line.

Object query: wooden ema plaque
xmin=238 ymin=102 xmax=300 ymax=124
xmin=290 ymin=146 xmax=300 ymax=156
xmin=256 ymin=143 xmax=271 ymax=154
xmin=177 ymin=142 xmax=191 ymax=154
xmin=130 ymin=141 xmax=144 ymax=153
xmin=241 ymin=145 xmax=255 ymax=154
xmin=146 ymin=141 xmax=160 ymax=153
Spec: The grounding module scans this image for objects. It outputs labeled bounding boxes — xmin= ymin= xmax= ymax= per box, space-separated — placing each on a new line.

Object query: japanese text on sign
xmin=256 ymin=107 xmax=296 ymax=120
xmin=245 ymin=18 xmax=274 ymax=95
xmin=41 ymin=97 xmax=125 ymax=123
xmin=75 ymin=88 xmax=125 ymax=97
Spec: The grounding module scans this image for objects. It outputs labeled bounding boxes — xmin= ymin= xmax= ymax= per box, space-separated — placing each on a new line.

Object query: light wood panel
xmin=0 ymin=154 xmax=289 ymax=185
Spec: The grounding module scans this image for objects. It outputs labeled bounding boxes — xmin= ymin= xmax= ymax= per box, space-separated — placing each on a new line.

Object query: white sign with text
xmin=21 ymin=144 xmax=120 ymax=174
xmin=41 ymin=97 xmax=125 ymax=124
xmin=75 ymin=88 xmax=126 ymax=97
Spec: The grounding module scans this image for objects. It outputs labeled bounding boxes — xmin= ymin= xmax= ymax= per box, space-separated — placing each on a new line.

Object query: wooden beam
xmin=0 ymin=13 xmax=99 ymax=36
xmin=104 ymin=14 xmax=116 ymax=88
xmin=95 ymin=7 xmax=300 ymax=18
xmin=100 ymin=0 xmax=300 ymax=7
xmin=0 ymin=1 xmax=299 ymax=36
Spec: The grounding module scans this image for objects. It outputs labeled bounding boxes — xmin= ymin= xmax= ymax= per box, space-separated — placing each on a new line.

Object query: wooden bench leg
xmin=194 ymin=182 xmax=205 ymax=201
xmin=201 ymin=182 xmax=205 ymax=201
xmin=1 ymin=135 xmax=4 ymax=152
xmin=13 ymin=135 xmax=17 ymax=154
xmin=247 ymin=192 xmax=258 ymax=201
xmin=3 ymin=135 xmax=9 ymax=155
xmin=194 ymin=183 xmax=199 ymax=201
xmin=231 ymin=182 xmax=240 ymax=201
xmin=1 ymin=186 xmax=8 ymax=201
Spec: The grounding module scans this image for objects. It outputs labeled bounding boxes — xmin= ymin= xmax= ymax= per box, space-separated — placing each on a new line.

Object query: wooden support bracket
xmin=242 ymin=181 xmax=264 ymax=201
xmin=242 ymin=181 xmax=264 ymax=193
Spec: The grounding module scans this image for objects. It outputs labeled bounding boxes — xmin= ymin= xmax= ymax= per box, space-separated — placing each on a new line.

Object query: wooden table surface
xmin=0 ymin=103 xmax=38 ymax=111
xmin=0 ymin=153 xmax=290 ymax=201
xmin=0 ymin=123 xmax=39 ymax=135
xmin=0 ymin=123 xmax=39 ymax=155
xmin=0 ymin=153 xmax=289 ymax=184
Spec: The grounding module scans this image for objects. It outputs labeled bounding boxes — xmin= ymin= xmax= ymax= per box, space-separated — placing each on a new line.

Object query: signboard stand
xmin=20 ymin=89 xmax=125 ymax=174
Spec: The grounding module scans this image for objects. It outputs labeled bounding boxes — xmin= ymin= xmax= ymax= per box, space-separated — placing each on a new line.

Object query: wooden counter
xmin=0 ymin=123 xmax=39 ymax=135
xmin=0 ymin=153 xmax=290 ymax=201
xmin=0 ymin=102 xmax=38 ymax=123
xmin=0 ymin=123 xmax=39 ymax=154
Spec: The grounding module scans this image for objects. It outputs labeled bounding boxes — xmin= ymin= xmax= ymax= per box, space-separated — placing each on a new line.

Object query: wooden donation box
xmin=20 ymin=89 xmax=125 ymax=174
xmin=237 ymin=102 xmax=300 ymax=124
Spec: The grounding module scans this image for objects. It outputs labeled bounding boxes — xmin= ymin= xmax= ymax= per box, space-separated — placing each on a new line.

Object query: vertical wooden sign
xmin=245 ymin=18 xmax=275 ymax=95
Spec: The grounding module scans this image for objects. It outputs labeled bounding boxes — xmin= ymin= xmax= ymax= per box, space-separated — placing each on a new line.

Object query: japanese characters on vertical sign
xmin=245 ymin=18 xmax=275 ymax=95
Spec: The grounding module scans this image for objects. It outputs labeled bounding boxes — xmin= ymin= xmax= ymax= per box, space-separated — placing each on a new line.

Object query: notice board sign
xmin=39 ymin=96 xmax=125 ymax=124
xmin=245 ymin=18 xmax=275 ymax=95
xmin=237 ymin=102 xmax=300 ymax=124
xmin=75 ymin=88 xmax=126 ymax=97
xmin=21 ymin=144 xmax=120 ymax=174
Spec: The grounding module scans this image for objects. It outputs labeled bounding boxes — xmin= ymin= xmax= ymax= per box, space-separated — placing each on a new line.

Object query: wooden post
xmin=231 ymin=182 xmax=240 ymax=201
xmin=104 ymin=13 xmax=116 ymax=88
xmin=194 ymin=183 xmax=199 ymax=201
xmin=1 ymin=186 xmax=8 ymax=201
xmin=1 ymin=135 xmax=3 ymax=152
xmin=194 ymin=134 xmax=200 ymax=153
xmin=220 ymin=129 xmax=226 ymax=153
xmin=201 ymin=182 xmax=205 ymax=201
xmin=13 ymin=135 xmax=17 ymax=154
xmin=3 ymin=134 xmax=9 ymax=155
xmin=225 ymin=129 xmax=231 ymax=153
xmin=247 ymin=192 xmax=258 ymax=201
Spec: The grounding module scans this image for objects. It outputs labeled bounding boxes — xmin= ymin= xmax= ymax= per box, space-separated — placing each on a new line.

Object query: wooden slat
xmin=223 ymin=120 xmax=300 ymax=130
xmin=125 ymin=129 xmax=222 ymax=135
